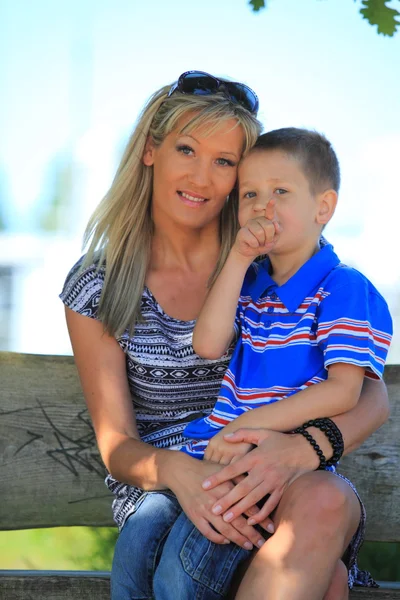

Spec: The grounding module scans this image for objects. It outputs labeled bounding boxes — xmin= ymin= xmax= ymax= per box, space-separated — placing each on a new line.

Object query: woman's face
xmin=143 ymin=115 xmax=244 ymax=231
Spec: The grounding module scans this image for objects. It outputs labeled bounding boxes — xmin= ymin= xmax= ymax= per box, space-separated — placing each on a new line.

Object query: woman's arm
xmin=201 ymin=376 xmax=389 ymax=522
xmin=65 ymin=307 xmax=267 ymax=549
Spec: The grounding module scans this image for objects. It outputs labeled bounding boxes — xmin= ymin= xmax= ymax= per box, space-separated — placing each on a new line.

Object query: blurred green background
xmin=0 ymin=528 xmax=399 ymax=582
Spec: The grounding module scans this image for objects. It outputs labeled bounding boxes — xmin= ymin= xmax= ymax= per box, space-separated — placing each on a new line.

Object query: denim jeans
xmin=111 ymin=491 xmax=251 ymax=600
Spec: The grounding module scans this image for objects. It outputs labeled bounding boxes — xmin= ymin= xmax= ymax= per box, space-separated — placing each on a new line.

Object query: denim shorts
xmin=111 ymin=473 xmax=375 ymax=599
xmin=111 ymin=491 xmax=250 ymax=600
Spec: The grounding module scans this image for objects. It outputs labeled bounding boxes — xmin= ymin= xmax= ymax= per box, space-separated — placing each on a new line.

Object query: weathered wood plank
xmin=1 ymin=353 xmax=399 ymax=541
xmin=0 ymin=572 xmax=399 ymax=600
xmin=0 ymin=353 xmax=113 ymax=529
xmin=340 ymin=366 xmax=400 ymax=542
xmin=0 ymin=571 xmax=110 ymax=600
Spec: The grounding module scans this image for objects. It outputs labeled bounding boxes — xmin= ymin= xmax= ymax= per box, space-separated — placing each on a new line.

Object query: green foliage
xmin=1 ymin=528 xmax=399 ymax=581
xmin=75 ymin=527 xmax=118 ymax=571
xmin=360 ymin=0 xmax=400 ymax=36
xmin=248 ymin=0 xmax=400 ymax=36
xmin=249 ymin=0 xmax=266 ymax=11
xmin=359 ymin=541 xmax=400 ymax=582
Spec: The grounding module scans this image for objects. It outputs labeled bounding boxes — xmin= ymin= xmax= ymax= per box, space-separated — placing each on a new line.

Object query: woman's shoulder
xmin=59 ymin=254 xmax=106 ymax=320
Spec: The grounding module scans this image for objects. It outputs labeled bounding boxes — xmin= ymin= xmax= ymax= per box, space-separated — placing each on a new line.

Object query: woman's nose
xmin=188 ymin=159 xmax=212 ymax=188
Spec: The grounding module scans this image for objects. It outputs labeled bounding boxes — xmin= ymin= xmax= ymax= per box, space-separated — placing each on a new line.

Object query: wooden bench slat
xmin=0 ymin=571 xmax=110 ymax=600
xmin=1 ymin=353 xmax=400 ymax=541
xmin=0 ymin=572 xmax=399 ymax=599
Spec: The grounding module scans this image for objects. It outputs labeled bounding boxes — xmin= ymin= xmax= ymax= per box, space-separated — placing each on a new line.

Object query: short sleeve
xmin=316 ymin=268 xmax=393 ymax=379
xmin=59 ymin=255 xmax=105 ymax=320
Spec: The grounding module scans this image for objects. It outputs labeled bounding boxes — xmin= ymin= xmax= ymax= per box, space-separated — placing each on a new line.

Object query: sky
xmin=0 ymin=0 xmax=399 ymax=357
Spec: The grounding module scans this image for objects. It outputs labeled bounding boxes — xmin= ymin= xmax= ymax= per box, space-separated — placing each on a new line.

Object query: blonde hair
xmin=82 ymin=83 xmax=262 ymax=336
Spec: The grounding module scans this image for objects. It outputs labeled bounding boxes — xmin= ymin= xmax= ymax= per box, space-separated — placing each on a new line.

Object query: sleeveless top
xmin=60 ymin=256 xmax=234 ymax=529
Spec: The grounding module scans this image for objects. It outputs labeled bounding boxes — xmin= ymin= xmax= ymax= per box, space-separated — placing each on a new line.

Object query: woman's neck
xmin=150 ymin=222 xmax=221 ymax=273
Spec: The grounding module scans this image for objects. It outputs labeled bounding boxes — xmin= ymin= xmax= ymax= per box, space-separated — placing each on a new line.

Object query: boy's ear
xmin=143 ymin=137 xmax=156 ymax=166
xmin=316 ymin=189 xmax=338 ymax=226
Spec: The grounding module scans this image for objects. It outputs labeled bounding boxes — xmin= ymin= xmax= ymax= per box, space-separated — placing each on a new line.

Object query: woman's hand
xmin=204 ymin=430 xmax=254 ymax=465
xmin=168 ymin=455 xmax=270 ymax=550
xmin=201 ymin=428 xmax=315 ymax=525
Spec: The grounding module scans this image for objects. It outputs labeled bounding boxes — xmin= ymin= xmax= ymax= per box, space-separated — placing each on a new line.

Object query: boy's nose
xmin=253 ymin=195 xmax=270 ymax=213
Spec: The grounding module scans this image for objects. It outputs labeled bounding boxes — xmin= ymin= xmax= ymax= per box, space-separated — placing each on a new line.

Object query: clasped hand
xmin=202 ymin=428 xmax=308 ymax=527
xmin=233 ymin=200 xmax=281 ymax=260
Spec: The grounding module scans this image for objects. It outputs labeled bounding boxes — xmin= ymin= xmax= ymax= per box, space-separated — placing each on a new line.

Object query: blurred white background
xmin=0 ymin=0 xmax=399 ymax=359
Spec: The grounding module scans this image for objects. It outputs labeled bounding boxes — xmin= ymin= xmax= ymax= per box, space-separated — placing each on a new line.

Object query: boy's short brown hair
xmin=252 ymin=127 xmax=340 ymax=195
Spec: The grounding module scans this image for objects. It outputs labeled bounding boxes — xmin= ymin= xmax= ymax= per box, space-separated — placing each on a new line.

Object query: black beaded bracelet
xmin=293 ymin=427 xmax=327 ymax=470
xmin=300 ymin=418 xmax=344 ymax=467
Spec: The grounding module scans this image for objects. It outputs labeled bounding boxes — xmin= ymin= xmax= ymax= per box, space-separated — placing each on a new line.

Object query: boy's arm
xmin=192 ymin=249 xmax=251 ymax=359
xmin=218 ymin=363 xmax=365 ymax=434
xmin=193 ymin=212 xmax=280 ymax=360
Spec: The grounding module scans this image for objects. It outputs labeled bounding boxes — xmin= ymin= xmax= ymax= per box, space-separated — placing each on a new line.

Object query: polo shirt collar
xmin=248 ymin=244 xmax=340 ymax=312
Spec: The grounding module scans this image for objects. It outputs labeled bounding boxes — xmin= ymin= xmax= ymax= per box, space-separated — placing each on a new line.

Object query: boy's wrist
xmin=229 ymin=246 xmax=255 ymax=269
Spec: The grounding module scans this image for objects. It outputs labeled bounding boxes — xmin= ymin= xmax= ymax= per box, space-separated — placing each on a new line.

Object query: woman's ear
xmin=143 ymin=137 xmax=156 ymax=166
xmin=316 ymin=189 xmax=338 ymax=226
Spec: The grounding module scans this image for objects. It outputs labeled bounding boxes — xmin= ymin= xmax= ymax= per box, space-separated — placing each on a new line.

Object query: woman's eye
xmin=216 ymin=158 xmax=235 ymax=167
xmin=177 ymin=145 xmax=194 ymax=155
xmin=275 ymin=188 xmax=287 ymax=195
xmin=243 ymin=191 xmax=256 ymax=199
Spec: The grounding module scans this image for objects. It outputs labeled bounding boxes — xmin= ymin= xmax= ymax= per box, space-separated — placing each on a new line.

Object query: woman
xmin=60 ymin=71 xmax=389 ymax=599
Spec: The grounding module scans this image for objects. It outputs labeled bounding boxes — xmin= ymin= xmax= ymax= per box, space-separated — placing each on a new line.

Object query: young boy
xmin=182 ymin=128 xmax=392 ymax=469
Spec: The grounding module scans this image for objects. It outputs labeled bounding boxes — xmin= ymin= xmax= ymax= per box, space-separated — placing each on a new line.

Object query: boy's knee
xmin=323 ymin=560 xmax=349 ymax=600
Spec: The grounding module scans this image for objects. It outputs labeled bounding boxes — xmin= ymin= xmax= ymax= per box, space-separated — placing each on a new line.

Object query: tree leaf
xmin=360 ymin=0 xmax=400 ymax=37
xmin=249 ymin=0 xmax=266 ymax=12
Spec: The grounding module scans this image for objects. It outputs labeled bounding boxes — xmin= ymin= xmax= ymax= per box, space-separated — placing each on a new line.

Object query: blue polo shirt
xmin=182 ymin=244 xmax=392 ymax=459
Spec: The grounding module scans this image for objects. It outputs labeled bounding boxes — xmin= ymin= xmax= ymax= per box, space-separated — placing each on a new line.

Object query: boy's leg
xmin=323 ymin=560 xmax=349 ymax=600
xmin=234 ymin=471 xmax=360 ymax=600
xmin=154 ymin=510 xmax=251 ymax=600
xmin=111 ymin=491 xmax=182 ymax=600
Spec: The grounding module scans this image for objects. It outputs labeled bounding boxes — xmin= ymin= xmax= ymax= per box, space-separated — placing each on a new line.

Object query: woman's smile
xmin=178 ymin=190 xmax=208 ymax=206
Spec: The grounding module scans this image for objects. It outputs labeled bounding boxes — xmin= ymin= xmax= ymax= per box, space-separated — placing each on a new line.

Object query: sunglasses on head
xmin=167 ymin=70 xmax=259 ymax=115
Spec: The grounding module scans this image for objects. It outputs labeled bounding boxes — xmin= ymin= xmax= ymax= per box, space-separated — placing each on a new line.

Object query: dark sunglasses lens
xmin=225 ymin=83 xmax=258 ymax=113
xmin=181 ymin=73 xmax=219 ymax=96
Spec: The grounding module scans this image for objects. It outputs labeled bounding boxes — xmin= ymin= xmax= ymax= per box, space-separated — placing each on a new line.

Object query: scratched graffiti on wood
xmin=0 ymin=353 xmax=114 ymax=529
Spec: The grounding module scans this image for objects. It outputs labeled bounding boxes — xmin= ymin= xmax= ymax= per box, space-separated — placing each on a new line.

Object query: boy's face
xmin=238 ymin=149 xmax=335 ymax=255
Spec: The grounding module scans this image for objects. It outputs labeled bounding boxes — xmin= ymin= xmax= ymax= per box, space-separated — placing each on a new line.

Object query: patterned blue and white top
xmin=182 ymin=243 xmax=392 ymax=458
xmin=60 ymin=256 xmax=233 ymax=529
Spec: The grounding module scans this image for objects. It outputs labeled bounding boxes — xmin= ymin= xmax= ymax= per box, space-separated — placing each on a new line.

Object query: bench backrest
xmin=1 ymin=352 xmax=399 ymax=541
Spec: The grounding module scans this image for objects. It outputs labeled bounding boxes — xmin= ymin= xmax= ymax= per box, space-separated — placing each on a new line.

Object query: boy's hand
xmin=233 ymin=200 xmax=281 ymax=259
xmin=204 ymin=430 xmax=254 ymax=465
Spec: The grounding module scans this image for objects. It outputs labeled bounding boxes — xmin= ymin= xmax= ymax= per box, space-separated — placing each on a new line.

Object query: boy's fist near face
xmin=234 ymin=199 xmax=281 ymax=259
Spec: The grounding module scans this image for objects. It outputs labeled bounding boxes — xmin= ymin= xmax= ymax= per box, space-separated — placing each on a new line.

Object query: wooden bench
xmin=0 ymin=352 xmax=399 ymax=599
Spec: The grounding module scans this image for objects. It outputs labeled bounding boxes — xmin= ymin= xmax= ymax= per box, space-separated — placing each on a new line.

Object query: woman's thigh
xmin=111 ymin=491 xmax=182 ymax=600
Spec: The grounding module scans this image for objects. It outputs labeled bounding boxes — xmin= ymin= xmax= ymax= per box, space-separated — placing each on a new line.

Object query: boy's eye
xmin=243 ymin=191 xmax=256 ymax=199
xmin=177 ymin=144 xmax=194 ymax=155
xmin=275 ymin=188 xmax=287 ymax=195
